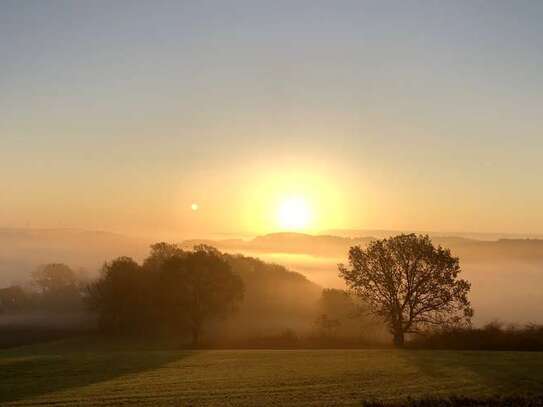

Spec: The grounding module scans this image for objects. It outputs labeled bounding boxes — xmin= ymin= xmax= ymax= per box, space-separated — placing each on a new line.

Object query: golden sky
xmin=1 ymin=2 xmax=543 ymax=238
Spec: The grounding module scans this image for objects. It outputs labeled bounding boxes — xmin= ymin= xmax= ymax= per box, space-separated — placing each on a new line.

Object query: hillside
xmin=0 ymin=228 xmax=149 ymax=285
xmin=182 ymin=231 xmax=543 ymax=263
xmin=182 ymin=232 xmax=543 ymax=325
xmin=2 ymin=229 xmax=543 ymax=325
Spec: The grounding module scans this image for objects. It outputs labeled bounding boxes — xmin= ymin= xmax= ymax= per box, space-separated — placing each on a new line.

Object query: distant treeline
xmin=0 ymin=243 xmax=383 ymax=347
xmin=182 ymin=232 xmax=543 ymax=262
xmin=409 ymin=322 xmax=543 ymax=351
xmin=87 ymin=244 xmax=244 ymax=344
xmin=3 ymin=239 xmax=543 ymax=350
xmin=0 ymin=263 xmax=86 ymax=313
xmin=86 ymin=243 xmax=383 ymax=346
xmin=362 ymin=395 xmax=543 ymax=407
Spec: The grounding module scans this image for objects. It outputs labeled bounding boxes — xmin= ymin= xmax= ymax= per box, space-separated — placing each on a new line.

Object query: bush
xmin=409 ymin=322 xmax=543 ymax=351
xmin=362 ymin=395 xmax=543 ymax=406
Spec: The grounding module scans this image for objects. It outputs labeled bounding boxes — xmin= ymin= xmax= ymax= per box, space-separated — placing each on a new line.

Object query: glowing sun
xmin=277 ymin=197 xmax=312 ymax=230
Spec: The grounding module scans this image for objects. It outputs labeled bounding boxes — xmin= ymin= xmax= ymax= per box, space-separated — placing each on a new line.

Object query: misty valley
xmin=3 ymin=2 xmax=543 ymax=404
xmin=2 ymin=230 xmax=543 ymax=406
xmin=2 ymin=229 xmax=543 ymax=347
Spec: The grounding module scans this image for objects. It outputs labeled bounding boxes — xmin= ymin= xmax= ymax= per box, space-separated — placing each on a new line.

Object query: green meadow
xmin=1 ymin=338 xmax=543 ymax=406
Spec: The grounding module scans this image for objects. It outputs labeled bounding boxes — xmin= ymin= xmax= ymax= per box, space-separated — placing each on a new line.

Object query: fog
xmin=1 ymin=228 xmax=543 ymax=342
xmin=260 ymin=254 xmax=543 ymax=326
xmin=188 ymin=233 xmax=543 ymax=326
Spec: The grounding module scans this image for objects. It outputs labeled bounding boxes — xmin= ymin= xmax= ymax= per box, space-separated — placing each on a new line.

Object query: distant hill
xmin=325 ymin=229 xmax=543 ymax=241
xmin=182 ymin=232 xmax=543 ymax=263
xmin=182 ymin=232 xmax=543 ymax=324
xmin=4 ymin=229 xmax=543 ymax=283
xmin=182 ymin=232 xmax=373 ymax=257
xmin=0 ymin=228 xmax=149 ymax=285
xmin=214 ymin=252 xmax=322 ymax=338
xmin=2 ymin=228 xmax=543 ymax=324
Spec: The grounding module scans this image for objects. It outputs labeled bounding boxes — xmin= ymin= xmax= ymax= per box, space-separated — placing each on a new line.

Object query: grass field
xmin=1 ymin=338 xmax=543 ymax=406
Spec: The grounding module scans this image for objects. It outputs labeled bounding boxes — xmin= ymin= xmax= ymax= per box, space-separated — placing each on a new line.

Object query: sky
xmin=1 ymin=0 xmax=542 ymax=238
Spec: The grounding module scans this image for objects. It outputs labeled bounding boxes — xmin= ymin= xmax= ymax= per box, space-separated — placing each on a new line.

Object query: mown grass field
xmin=1 ymin=338 xmax=543 ymax=406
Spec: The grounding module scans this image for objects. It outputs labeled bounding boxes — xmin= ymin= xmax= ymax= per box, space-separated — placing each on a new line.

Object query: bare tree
xmin=338 ymin=234 xmax=473 ymax=347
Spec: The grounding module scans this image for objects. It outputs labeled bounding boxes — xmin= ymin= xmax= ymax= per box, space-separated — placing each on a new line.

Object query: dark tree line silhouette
xmin=86 ymin=234 xmax=473 ymax=347
xmin=87 ymin=244 xmax=244 ymax=344
xmin=7 ymin=234 xmax=543 ymax=350
xmin=0 ymin=263 xmax=84 ymax=313
xmin=409 ymin=321 xmax=543 ymax=351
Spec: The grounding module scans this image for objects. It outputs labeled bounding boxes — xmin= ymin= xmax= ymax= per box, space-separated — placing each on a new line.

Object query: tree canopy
xmin=87 ymin=244 xmax=244 ymax=344
xmin=158 ymin=245 xmax=244 ymax=344
xmin=32 ymin=263 xmax=77 ymax=294
xmin=31 ymin=263 xmax=82 ymax=310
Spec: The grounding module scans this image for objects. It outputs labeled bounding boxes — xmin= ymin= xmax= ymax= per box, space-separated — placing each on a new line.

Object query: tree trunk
xmin=191 ymin=324 xmax=201 ymax=346
xmin=393 ymin=329 xmax=405 ymax=347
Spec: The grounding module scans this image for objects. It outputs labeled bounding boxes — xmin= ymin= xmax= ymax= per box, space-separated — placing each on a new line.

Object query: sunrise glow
xmin=277 ymin=197 xmax=312 ymax=230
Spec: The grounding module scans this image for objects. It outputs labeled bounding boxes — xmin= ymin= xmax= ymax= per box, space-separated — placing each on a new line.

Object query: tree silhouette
xmin=158 ymin=245 xmax=244 ymax=345
xmin=87 ymin=257 xmax=147 ymax=334
xmin=32 ymin=263 xmax=77 ymax=294
xmin=0 ymin=285 xmax=29 ymax=313
xmin=88 ymin=245 xmax=244 ymax=344
xmin=339 ymin=234 xmax=473 ymax=347
xmin=142 ymin=242 xmax=185 ymax=272
xmin=32 ymin=263 xmax=82 ymax=310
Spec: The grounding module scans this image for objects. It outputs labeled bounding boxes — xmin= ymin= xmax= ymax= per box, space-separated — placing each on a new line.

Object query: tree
xmin=314 ymin=289 xmax=353 ymax=338
xmin=314 ymin=288 xmax=380 ymax=342
xmin=314 ymin=314 xmax=341 ymax=338
xmin=88 ymin=245 xmax=244 ymax=343
xmin=338 ymin=234 xmax=473 ymax=347
xmin=158 ymin=246 xmax=244 ymax=344
xmin=32 ymin=263 xmax=77 ymax=294
xmin=32 ymin=263 xmax=82 ymax=310
xmin=142 ymin=242 xmax=185 ymax=272
xmin=0 ymin=285 xmax=29 ymax=313
xmin=318 ymin=289 xmax=360 ymax=321
xmin=87 ymin=257 xmax=147 ymax=334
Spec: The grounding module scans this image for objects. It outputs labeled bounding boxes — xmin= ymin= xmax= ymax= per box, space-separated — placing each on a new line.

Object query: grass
xmin=1 ymin=338 xmax=543 ymax=406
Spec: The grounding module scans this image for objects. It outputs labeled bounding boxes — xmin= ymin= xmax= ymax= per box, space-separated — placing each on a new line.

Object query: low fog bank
xmin=1 ymin=228 xmax=543 ymax=342
xmin=0 ymin=228 xmax=149 ymax=286
xmin=182 ymin=232 xmax=543 ymax=261
xmin=245 ymin=254 xmax=543 ymax=326
xmin=184 ymin=233 xmax=543 ymax=326
xmin=0 ymin=240 xmax=389 ymax=348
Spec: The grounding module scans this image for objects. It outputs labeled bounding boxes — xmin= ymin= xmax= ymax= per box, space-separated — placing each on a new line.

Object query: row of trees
xmin=0 ymin=264 xmax=85 ymax=313
xmin=87 ymin=244 xmax=244 ymax=344
xmin=2 ymin=234 xmax=474 ymax=347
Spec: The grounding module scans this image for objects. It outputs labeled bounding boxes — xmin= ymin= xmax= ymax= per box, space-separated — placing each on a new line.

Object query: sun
xmin=277 ymin=197 xmax=312 ymax=230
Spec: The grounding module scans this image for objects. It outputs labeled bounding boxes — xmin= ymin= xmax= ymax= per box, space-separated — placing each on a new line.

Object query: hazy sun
xmin=277 ymin=197 xmax=312 ymax=230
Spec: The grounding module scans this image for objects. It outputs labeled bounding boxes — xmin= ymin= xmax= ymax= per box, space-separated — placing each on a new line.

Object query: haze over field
xmin=1 ymin=227 xmax=542 ymax=326
xmin=2 ymin=5 xmax=543 ymax=327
